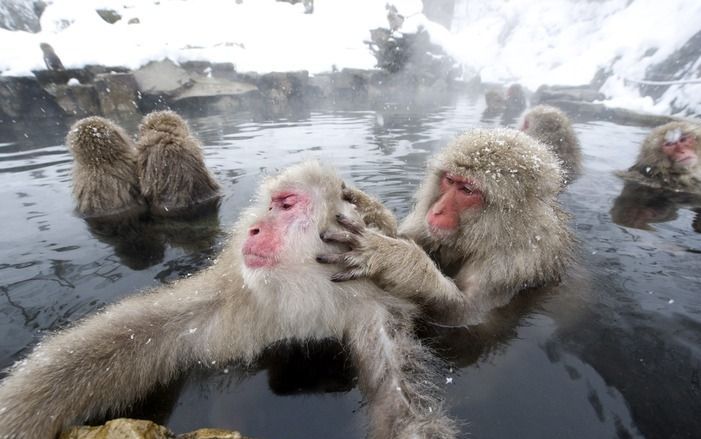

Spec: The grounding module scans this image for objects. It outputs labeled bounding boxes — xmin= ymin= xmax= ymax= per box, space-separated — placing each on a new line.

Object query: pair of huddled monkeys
xmin=1 ymin=103 xmax=696 ymax=438
xmin=67 ymin=111 xmax=221 ymax=220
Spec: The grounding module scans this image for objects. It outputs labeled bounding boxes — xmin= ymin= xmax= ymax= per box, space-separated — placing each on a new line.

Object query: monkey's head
xmin=238 ymin=161 xmax=359 ymax=283
xmin=138 ymin=110 xmax=191 ymax=141
xmin=66 ymin=116 xmax=136 ymax=167
xmin=521 ymin=105 xmax=567 ymax=137
xmin=413 ymin=129 xmax=563 ymax=248
xmin=638 ymin=121 xmax=701 ymax=174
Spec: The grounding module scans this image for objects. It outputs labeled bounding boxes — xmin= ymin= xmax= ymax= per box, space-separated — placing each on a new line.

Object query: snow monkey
xmin=619 ymin=121 xmax=701 ymax=192
xmin=0 ymin=161 xmax=456 ymax=439
xmin=318 ymin=129 xmax=574 ymax=326
xmin=66 ymin=116 xmax=146 ymax=218
xmin=521 ymin=105 xmax=582 ymax=181
xmin=136 ymin=111 xmax=221 ymax=216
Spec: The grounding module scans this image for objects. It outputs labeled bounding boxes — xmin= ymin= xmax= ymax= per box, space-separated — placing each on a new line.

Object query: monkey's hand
xmin=317 ymin=214 xmax=441 ymax=296
xmin=342 ymin=184 xmax=398 ymax=237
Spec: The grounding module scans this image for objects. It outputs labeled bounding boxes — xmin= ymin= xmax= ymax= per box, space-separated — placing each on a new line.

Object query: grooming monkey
xmin=521 ymin=105 xmax=582 ymax=181
xmin=66 ymin=116 xmax=146 ymax=218
xmin=136 ymin=111 xmax=221 ymax=216
xmin=619 ymin=121 xmax=701 ymax=192
xmin=319 ymin=129 xmax=574 ymax=326
xmin=0 ymin=162 xmax=456 ymax=439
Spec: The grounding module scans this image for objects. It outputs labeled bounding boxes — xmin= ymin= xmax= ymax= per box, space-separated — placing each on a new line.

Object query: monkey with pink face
xmin=619 ymin=121 xmax=701 ymax=192
xmin=0 ymin=162 xmax=456 ymax=439
xmin=319 ymin=129 xmax=574 ymax=326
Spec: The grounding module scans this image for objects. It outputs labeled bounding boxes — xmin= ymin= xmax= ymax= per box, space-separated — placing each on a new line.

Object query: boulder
xmin=533 ymin=85 xmax=605 ymax=104
xmin=59 ymin=418 xmax=253 ymax=439
xmin=96 ymin=8 xmax=122 ymax=24
xmin=133 ymin=59 xmax=194 ymax=96
xmin=94 ymin=73 xmax=140 ymax=121
xmin=0 ymin=0 xmax=41 ymax=32
xmin=43 ymin=83 xmax=101 ymax=117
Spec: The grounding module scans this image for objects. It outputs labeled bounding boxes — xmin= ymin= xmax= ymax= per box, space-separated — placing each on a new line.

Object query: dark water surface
xmin=1 ymin=96 xmax=700 ymax=438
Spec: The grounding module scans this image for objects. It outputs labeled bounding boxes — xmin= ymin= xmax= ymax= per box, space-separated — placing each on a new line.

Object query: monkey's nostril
xmin=249 ymin=227 xmax=260 ymax=236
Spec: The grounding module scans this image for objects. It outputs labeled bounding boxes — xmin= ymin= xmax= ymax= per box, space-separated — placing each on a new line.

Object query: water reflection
xmin=611 ymin=180 xmax=701 ymax=233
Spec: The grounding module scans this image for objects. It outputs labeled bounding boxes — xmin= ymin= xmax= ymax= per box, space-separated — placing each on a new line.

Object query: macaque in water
xmin=521 ymin=105 xmax=582 ymax=180
xmin=319 ymin=129 xmax=574 ymax=325
xmin=619 ymin=121 xmax=701 ymax=192
xmin=136 ymin=111 xmax=221 ymax=216
xmin=66 ymin=116 xmax=146 ymax=218
xmin=0 ymin=161 xmax=455 ymax=439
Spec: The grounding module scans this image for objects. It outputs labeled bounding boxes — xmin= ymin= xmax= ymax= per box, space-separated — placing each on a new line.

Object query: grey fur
xmin=136 ymin=111 xmax=221 ymax=216
xmin=521 ymin=105 xmax=582 ymax=181
xmin=618 ymin=121 xmax=701 ymax=192
xmin=0 ymin=161 xmax=455 ymax=439
xmin=65 ymin=116 xmax=146 ymax=218
xmin=323 ymin=129 xmax=574 ymax=326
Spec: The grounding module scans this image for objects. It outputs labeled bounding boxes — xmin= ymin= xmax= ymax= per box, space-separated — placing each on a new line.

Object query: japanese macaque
xmin=319 ymin=129 xmax=574 ymax=326
xmin=66 ymin=116 xmax=146 ymax=218
xmin=521 ymin=105 xmax=582 ymax=180
xmin=136 ymin=111 xmax=221 ymax=216
xmin=40 ymin=42 xmax=65 ymax=71
xmin=619 ymin=121 xmax=701 ymax=192
xmin=0 ymin=162 xmax=455 ymax=439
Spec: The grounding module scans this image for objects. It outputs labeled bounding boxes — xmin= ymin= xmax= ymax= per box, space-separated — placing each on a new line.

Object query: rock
xmin=533 ymin=85 xmax=605 ymax=104
xmin=96 ymin=8 xmax=122 ymax=24
xmin=59 ymin=418 xmax=174 ymax=439
xmin=172 ymin=77 xmax=258 ymax=101
xmin=177 ymin=429 xmax=249 ymax=439
xmin=545 ymin=99 xmax=680 ymax=127
xmin=94 ymin=73 xmax=140 ymax=121
xmin=59 ymin=419 xmax=252 ymax=439
xmin=330 ymin=68 xmax=371 ymax=101
xmin=641 ymin=29 xmax=701 ymax=100
xmin=128 ymin=17 xmax=140 ymax=24
xmin=43 ymin=83 xmax=101 ymax=117
xmin=0 ymin=76 xmax=65 ymax=121
xmin=133 ymin=59 xmax=194 ymax=96
xmin=0 ymin=0 xmax=41 ymax=32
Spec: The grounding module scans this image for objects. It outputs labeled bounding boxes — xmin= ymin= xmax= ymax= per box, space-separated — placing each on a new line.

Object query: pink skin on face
xmin=662 ymin=135 xmax=698 ymax=168
xmin=242 ymin=191 xmax=311 ymax=268
xmin=426 ymin=173 xmax=483 ymax=232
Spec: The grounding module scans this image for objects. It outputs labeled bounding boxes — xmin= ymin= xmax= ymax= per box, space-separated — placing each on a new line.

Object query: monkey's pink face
xmin=661 ymin=134 xmax=698 ymax=168
xmin=242 ymin=191 xmax=312 ymax=268
xmin=426 ymin=173 xmax=483 ymax=233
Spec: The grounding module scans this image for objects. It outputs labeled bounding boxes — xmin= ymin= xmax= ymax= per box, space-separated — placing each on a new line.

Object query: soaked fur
xmin=66 ymin=116 xmax=146 ymax=218
xmin=521 ymin=105 xmax=582 ymax=181
xmin=322 ymin=129 xmax=574 ymax=326
xmin=0 ymin=162 xmax=455 ymax=439
xmin=136 ymin=111 xmax=221 ymax=216
xmin=618 ymin=121 xmax=701 ymax=192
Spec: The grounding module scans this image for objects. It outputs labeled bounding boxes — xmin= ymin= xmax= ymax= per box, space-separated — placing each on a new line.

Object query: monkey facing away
xmin=0 ymin=161 xmax=456 ymax=439
xmin=66 ymin=116 xmax=146 ymax=218
xmin=618 ymin=121 xmax=701 ymax=192
xmin=136 ymin=111 xmax=221 ymax=216
xmin=319 ymin=129 xmax=574 ymax=326
xmin=521 ymin=105 xmax=582 ymax=181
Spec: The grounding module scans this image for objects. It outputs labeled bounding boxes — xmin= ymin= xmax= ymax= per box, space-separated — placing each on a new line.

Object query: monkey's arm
xmin=318 ymin=215 xmax=479 ymax=325
xmin=345 ymin=302 xmax=456 ymax=438
xmin=0 ymin=275 xmax=240 ymax=438
xmin=342 ymin=185 xmax=398 ymax=237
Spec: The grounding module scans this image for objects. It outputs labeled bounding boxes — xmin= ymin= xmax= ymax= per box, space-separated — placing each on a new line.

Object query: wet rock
xmin=546 ymin=99 xmax=679 ymax=127
xmin=329 ymin=68 xmax=371 ymax=101
xmin=59 ymin=418 xmax=174 ymax=439
xmin=96 ymin=9 xmax=122 ymax=24
xmin=533 ymin=85 xmax=605 ymax=104
xmin=0 ymin=0 xmax=41 ymax=32
xmin=133 ymin=59 xmax=194 ymax=97
xmin=59 ymin=419 xmax=252 ymax=439
xmin=33 ymin=68 xmax=89 ymax=86
xmin=43 ymin=83 xmax=101 ymax=117
xmin=0 ymin=76 xmax=65 ymax=121
xmin=94 ymin=73 xmax=140 ymax=121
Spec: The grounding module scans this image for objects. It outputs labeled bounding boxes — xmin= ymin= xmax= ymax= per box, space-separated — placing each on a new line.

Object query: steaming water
xmin=0 ymin=97 xmax=699 ymax=438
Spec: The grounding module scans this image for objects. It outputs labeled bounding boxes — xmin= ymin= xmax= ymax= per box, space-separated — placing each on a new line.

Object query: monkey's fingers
xmin=320 ymin=229 xmax=360 ymax=246
xmin=330 ymin=268 xmax=365 ymax=282
xmin=316 ymin=253 xmax=347 ymax=264
xmin=336 ymin=213 xmax=364 ymax=234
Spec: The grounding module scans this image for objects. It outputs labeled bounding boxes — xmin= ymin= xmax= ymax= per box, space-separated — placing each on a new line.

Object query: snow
xmin=0 ymin=0 xmax=700 ymax=115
